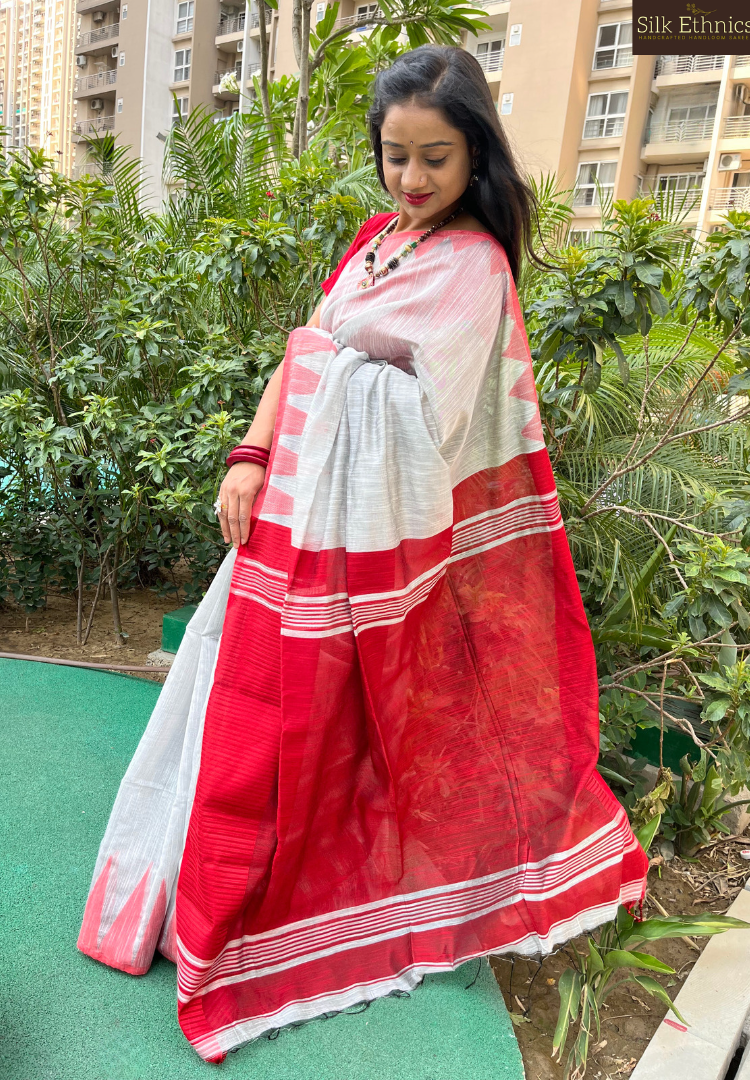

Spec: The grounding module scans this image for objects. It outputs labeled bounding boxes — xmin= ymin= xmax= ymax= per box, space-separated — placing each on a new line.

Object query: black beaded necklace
xmin=358 ymin=209 xmax=462 ymax=290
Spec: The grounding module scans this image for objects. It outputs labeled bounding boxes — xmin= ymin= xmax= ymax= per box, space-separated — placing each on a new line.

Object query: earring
xmin=469 ymin=155 xmax=480 ymax=186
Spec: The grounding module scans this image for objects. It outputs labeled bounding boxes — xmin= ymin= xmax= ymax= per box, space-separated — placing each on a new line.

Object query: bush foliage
xmin=2 ymin=106 xmax=750 ymax=830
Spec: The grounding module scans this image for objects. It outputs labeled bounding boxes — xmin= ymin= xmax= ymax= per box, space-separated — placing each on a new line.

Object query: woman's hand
xmin=215 ymin=304 xmax=323 ymax=551
xmin=217 ymin=462 xmax=267 ymax=549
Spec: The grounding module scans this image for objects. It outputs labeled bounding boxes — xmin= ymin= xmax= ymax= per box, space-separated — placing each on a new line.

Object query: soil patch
xmin=0 ymin=587 xmax=169 ymax=678
xmin=492 ymin=843 xmax=750 ymax=1079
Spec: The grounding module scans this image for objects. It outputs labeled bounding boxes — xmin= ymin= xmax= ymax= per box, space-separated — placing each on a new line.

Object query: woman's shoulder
xmin=440 ymin=214 xmax=510 ymax=274
xmin=444 ymin=211 xmax=488 ymax=234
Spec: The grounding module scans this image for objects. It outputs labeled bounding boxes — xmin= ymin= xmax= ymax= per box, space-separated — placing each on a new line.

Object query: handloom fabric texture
xmin=78 ymin=225 xmax=649 ymax=1062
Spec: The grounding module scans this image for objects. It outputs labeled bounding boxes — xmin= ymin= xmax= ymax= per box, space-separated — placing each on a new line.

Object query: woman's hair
xmin=368 ymin=45 xmax=548 ymax=282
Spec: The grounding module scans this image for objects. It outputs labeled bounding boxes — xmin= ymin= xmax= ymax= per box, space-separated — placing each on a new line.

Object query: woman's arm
xmin=217 ymin=302 xmax=323 ymax=548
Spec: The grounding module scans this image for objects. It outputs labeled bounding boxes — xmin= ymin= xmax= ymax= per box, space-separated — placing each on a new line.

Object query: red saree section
xmin=173 ymin=233 xmax=648 ymax=1061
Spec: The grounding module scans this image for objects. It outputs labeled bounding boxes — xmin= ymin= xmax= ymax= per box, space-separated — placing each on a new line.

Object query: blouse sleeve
xmin=320 ymin=212 xmax=398 ymax=296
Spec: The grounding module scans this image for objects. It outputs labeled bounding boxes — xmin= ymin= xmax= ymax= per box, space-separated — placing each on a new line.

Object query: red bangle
xmin=226 ymin=444 xmax=271 ymax=469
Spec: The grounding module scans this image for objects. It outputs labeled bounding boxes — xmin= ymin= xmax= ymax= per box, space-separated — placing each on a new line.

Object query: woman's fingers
xmin=227 ymin=489 xmax=243 ymax=549
xmin=238 ymin=491 xmax=253 ymax=547
xmin=218 ymin=486 xmax=232 ymax=544
xmin=219 ymin=463 xmax=267 ymax=549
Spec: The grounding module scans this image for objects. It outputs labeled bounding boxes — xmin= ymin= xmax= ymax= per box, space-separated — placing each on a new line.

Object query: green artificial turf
xmin=0 ymin=657 xmax=525 ymax=1080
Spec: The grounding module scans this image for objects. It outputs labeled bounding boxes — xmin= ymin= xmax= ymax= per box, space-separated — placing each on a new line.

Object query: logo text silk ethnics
xmin=636 ymin=15 xmax=750 ymax=34
xmin=633 ymin=0 xmax=750 ymax=55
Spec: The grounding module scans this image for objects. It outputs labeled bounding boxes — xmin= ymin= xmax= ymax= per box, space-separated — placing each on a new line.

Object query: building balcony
xmin=72 ymin=161 xmax=105 ymax=180
xmin=72 ymin=114 xmax=115 ymax=140
xmin=735 ymin=55 xmax=750 ymax=71
xmin=212 ymin=61 xmax=260 ymax=97
xmin=642 ymin=117 xmax=714 ymax=163
xmin=217 ymin=13 xmax=244 ymax=35
xmin=655 ymin=54 xmax=723 ymax=77
xmin=710 ymin=186 xmax=750 ymax=211
xmin=645 ymin=117 xmax=714 ymax=143
xmin=723 ymin=116 xmax=750 ymax=139
xmin=77 ymin=22 xmax=119 ymax=53
xmin=475 ymin=49 xmax=504 ymax=76
xmin=333 ymin=11 xmax=382 ymax=31
xmin=249 ymin=7 xmax=271 ymax=28
xmin=76 ymin=0 xmax=119 ymax=14
xmin=75 ymin=68 xmax=116 ymax=96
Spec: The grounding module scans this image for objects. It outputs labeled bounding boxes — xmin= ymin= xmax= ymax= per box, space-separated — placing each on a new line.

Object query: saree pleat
xmin=79 ymin=229 xmax=648 ymax=1061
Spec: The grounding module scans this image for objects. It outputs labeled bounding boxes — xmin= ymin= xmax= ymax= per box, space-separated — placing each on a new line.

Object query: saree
xmin=78 ymin=224 xmax=648 ymax=1062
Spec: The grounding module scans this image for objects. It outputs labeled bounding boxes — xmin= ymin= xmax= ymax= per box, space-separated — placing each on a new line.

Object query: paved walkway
xmin=0 ymin=657 xmax=524 ymax=1080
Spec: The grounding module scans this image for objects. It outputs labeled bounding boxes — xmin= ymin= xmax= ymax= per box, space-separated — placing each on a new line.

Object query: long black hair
xmin=368 ymin=45 xmax=549 ymax=282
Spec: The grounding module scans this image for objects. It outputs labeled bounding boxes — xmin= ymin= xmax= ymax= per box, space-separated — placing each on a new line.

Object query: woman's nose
xmin=401 ymin=158 xmax=426 ymax=190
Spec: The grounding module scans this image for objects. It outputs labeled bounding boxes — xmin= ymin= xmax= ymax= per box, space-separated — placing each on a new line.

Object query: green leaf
xmin=600 ymin=526 xmax=677 ymax=628
xmin=703 ymin=696 xmax=732 ymax=725
xmin=700 ymin=766 xmax=723 ymax=811
xmin=597 ymin=764 xmax=634 ymax=787
xmin=634 ymin=813 xmax=661 ymax=854
xmin=647 ymin=285 xmax=670 ymax=317
xmin=592 ymin=623 xmax=677 ymax=649
xmin=705 ymin=595 xmax=733 ymax=628
xmin=509 ymin=1011 xmax=531 ymax=1026
xmin=628 ymin=914 xmax=750 ymax=945
xmin=603 ymin=949 xmax=675 ymax=974
xmin=552 ymin=968 xmax=581 ymax=1057
xmin=634 ymin=262 xmax=663 ymax=287
xmin=582 ymin=357 xmax=602 ymax=394
xmin=588 ymin=939 xmax=604 ymax=974
xmin=612 ymin=339 xmax=630 ymax=386
xmin=632 ymin=974 xmax=687 ymax=1024
xmin=718 ymin=630 xmax=737 ymax=670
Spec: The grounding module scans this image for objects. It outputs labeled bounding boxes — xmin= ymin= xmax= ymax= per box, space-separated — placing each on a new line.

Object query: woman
xmin=78 ymin=45 xmax=648 ymax=1062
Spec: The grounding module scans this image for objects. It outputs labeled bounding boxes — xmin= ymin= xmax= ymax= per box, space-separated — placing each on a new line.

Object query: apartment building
xmin=463 ymin=0 xmax=750 ymax=240
xmin=71 ymin=0 xmax=378 ymax=191
xmin=0 ymin=0 xmax=76 ymax=174
xmin=71 ymin=0 xmax=750 ymax=232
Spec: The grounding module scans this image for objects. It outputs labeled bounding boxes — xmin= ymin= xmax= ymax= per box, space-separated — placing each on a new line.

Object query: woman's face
xmin=380 ymin=102 xmax=473 ymax=228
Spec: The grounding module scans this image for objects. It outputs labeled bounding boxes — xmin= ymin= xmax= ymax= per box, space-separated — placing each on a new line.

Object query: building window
xmin=568 ymin=229 xmax=606 ymax=247
xmin=500 ymin=92 xmax=513 ymax=115
xmin=316 ymin=2 xmax=326 ymax=21
xmin=172 ymin=95 xmax=188 ymax=126
xmin=116 ymin=96 xmax=123 ymax=112
xmin=657 ymin=172 xmax=704 ymax=193
xmin=573 ymin=160 xmax=617 ymax=206
xmin=174 ymin=48 xmax=191 ymax=82
xmin=593 ymin=22 xmax=632 ymax=69
xmin=664 ymin=102 xmax=716 ymax=139
xmin=356 ymin=3 xmax=377 ymax=23
xmin=121 ymin=4 xmax=127 ymax=17
xmin=176 ymin=1 xmax=193 ymax=34
xmin=119 ymin=51 xmax=125 ymax=65
xmin=583 ymin=92 xmax=628 ymax=138
xmin=475 ymin=38 xmax=504 ymax=73
xmin=508 ymin=23 xmax=521 ymax=46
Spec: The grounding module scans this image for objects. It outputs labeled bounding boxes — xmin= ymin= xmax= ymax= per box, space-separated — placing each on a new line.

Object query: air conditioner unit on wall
xmin=75 ymin=54 xmax=86 ymax=66
xmin=91 ymin=10 xmax=105 ymax=21
xmin=236 ymin=40 xmax=243 ymax=52
xmin=718 ymin=152 xmax=742 ymax=171
xmin=734 ymin=83 xmax=750 ymax=105
xmin=90 ymin=98 xmax=103 ymax=110
xmin=111 ymin=45 xmax=118 ymax=57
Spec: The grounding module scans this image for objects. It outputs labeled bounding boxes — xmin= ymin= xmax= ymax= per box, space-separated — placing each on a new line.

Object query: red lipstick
xmin=403 ymin=192 xmax=432 ymax=206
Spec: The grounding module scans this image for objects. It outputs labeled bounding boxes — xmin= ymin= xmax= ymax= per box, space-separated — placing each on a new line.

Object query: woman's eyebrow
xmin=381 ymin=140 xmax=454 ymax=148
